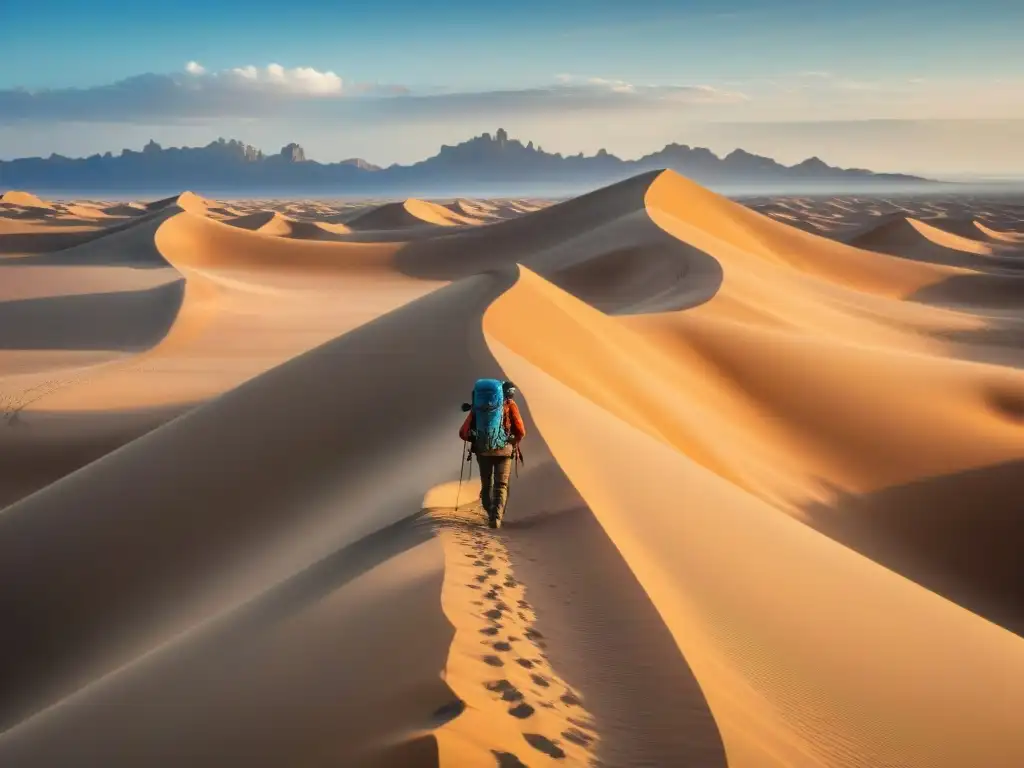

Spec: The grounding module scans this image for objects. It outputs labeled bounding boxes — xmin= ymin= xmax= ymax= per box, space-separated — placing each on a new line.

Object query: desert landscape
xmin=1 ymin=173 xmax=1024 ymax=767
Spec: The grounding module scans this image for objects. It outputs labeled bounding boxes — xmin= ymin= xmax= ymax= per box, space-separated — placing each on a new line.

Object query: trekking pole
xmin=455 ymin=441 xmax=467 ymax=511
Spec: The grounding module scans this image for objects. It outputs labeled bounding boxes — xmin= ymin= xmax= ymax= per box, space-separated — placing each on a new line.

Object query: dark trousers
xmin=476 ymin=454 xmax=513 ymax=519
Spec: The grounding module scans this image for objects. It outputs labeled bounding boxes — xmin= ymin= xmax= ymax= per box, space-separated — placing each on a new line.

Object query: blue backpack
xmin=471 ymin=378 xmax=509 ymax=452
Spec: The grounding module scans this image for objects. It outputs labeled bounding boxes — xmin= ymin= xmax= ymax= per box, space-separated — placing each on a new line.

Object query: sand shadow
xmin=0 ymin=281 xmax=185 ymax=351
xmin=0 ymin=515 xmax=458 ymax=767
xmin=0 ymin=211 xmax=105 ymax=227
xmin=0 ymin=404 xmax=199 ymax=510
xmin=907 ymin=271 xmax=1024 ymax=367
xmin=0 ymin=268 xmax=520 ymax=734
xmin=801 ymin=460 xmax=1024 ymax=637
xmin=0 ymin=230 xmax=106 ymax=255
xmin=0 ymin=210 xmax=171 ymax=264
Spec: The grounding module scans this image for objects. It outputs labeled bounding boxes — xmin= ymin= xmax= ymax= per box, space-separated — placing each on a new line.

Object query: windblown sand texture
xmin=1 ymin=176 xmax=1023 ymax=768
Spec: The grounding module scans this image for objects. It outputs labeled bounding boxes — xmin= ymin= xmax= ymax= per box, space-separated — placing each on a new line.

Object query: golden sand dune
xmin=445 ymin=199 xmax=509 ymax=221
xmin=0 ymin=191 xmax=52 ymax=210
xmin=1 ymin=173 xmax=1023 ymax=767
xmin=143 ymin=190 xmax=213 ymax=215
xmin=976 ymin=220 xmax=1024 ymax=243
xmin=225 ymin=210 xmax=352 ymax=239
xmin=850 ymin=215 xmax=1024 ymax=273
xmin=347 ymin=198 xmax=485 ymax=230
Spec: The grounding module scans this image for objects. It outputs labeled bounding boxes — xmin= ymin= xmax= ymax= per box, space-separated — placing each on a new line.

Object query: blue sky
xmin=2 ymin=0 xmax=1022 ymax=174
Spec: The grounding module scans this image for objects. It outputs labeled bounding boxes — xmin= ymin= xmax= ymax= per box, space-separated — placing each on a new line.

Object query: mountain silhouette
xmin=0 ymin=128 xmax=934 ymax=196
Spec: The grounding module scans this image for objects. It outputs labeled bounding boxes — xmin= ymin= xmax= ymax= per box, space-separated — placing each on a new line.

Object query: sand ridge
xmin=1 ymin=174 xmax=1023 ymax=766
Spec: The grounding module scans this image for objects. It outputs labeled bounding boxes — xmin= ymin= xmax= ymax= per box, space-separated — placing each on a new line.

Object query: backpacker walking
xmin=459 ymin=379 xmax=526 ymax=528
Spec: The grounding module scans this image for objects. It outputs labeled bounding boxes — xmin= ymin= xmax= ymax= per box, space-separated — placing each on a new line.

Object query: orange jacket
xmin=460 ymin=400 xmax=526 ymax=444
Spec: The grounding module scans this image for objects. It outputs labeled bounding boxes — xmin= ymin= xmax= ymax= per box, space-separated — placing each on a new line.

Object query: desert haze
xmin=1 ymin=174 xmax=1024 ymax=767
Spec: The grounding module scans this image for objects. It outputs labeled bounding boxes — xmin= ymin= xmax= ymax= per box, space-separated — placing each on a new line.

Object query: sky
xmin=1 ymin=0 xmax=1022 ymax=176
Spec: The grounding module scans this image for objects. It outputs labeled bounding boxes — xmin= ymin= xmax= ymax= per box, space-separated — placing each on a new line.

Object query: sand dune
xmin=850 ymin=215 xmax=1023 ymax=269
xmin=225 ymin=210 xmax=352 ymax=239
xmin=100 ymin=202 xmax=148 ymax=217
xmin=1 ymin=173 xmax=1023 ymax=767
xmin=347 ymin=199 xmax=485 ymax=230
xmin=0 ymin=191 xmax=52 ymax=210
xmin=976 ymin=220 xmax=1024 ymax=243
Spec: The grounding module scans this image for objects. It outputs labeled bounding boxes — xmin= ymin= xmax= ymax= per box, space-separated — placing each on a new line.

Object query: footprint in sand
xmin=482 ymin=655 xmax=504 ymax=667
xmin=492 ymin=751 xmax=528 ymax=768
xmin=485 ymin=679 xmax=525 ymax=703
xmin=484 ymin=609 xmax=503 ymax=621
xmin=480 ymin=626 xmax=501 ymax=636
xmin=492 ymin=641 xmax=512 ymax=652
xmin=523 ymin=733 xmax=566 ymax=759
xmin=508 ymin=702 xmax=535 ymax=719
xmin=530 ymin=674 xmax=550 ymax=688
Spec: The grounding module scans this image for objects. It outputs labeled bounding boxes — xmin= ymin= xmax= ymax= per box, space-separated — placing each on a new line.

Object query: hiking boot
xmin=487 ymin=512 xmax=499 ymax=529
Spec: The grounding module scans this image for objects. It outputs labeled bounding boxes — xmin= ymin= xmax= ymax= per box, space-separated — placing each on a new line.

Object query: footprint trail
xmin=425 ymin=503 xmax=598 ymax=766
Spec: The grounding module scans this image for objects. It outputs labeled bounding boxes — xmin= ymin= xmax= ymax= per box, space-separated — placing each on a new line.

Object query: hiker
xmin=459 ymin=379 xmax=526 ymax=528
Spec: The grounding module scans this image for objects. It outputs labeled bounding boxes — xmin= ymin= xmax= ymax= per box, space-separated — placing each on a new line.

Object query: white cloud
xmin=188 ymin=61 xmax=344 ymax=95
xmin=0 ymin=67 xmax=748 ymax=124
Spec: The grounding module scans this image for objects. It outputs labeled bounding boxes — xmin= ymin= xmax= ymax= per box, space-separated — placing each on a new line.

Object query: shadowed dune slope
xmin=0 ymin=278 xmax=185 ymax=351
xmin=0 ymin=271 xmax=516 ymax=763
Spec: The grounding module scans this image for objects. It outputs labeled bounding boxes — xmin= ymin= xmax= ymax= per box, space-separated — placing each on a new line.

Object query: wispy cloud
xmin=0 ymin=64 xmax=747 ymax=124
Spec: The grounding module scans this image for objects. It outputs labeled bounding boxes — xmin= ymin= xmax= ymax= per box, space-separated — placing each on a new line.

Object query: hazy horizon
xmin=2 ymin=0 xmax=1021 ymax=177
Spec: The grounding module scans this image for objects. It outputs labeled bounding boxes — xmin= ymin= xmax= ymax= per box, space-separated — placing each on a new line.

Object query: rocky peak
xmin=280 ymin=143 xmax=307 ymax=162
xmin=794 ymin=156 xmax=830 ymax=169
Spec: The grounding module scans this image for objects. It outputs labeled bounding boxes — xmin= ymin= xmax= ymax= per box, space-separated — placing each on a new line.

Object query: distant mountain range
xmin=0 ymin=128 xmax=935 ymax=196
